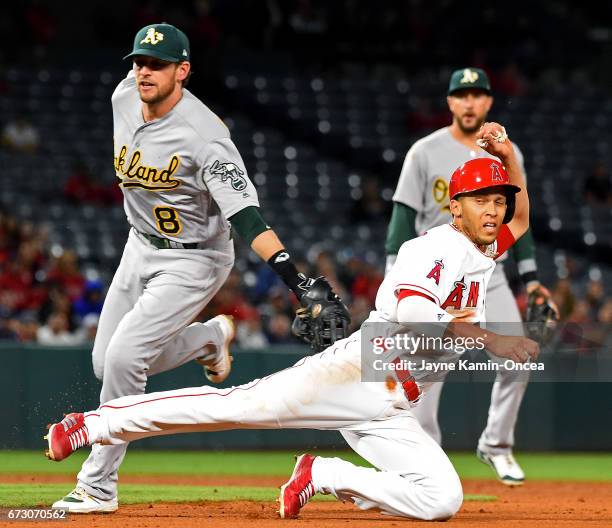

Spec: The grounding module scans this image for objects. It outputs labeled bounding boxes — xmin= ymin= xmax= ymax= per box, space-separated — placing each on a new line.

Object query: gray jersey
xmin=392 ymin=127 xmax=525 ymax=235
xmin=112 ymin=71 xmax=259 ymax=243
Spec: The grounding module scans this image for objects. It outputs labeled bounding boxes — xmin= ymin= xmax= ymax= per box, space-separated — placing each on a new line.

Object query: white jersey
xmin=373 ymin=224 xmax=515 ymax=325
xmin=112 ymin=71 xmax=259 ymax=243
xmin=367 ymin=223 xmax=516 ymax=393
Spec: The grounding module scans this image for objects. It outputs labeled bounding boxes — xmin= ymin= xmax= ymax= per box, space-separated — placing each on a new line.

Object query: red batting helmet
xmin=449 ymin=158 xmax=521 ymax=224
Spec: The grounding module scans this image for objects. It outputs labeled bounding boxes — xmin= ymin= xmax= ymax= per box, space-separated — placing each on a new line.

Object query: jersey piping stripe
xmin=396 ymin=289 xmax=436 ymax=304
xmin=99 ymin=377 xmax=268 ymax=410
xmin=394 ymin=283 xmax=440 ymax=305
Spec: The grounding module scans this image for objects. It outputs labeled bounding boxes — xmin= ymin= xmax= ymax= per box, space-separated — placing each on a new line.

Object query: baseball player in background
xmin=49 ymin=23 xmax=348 ymax=513
xmin=45 ymin=123 xmax=540 ymax=521
xmin=385 ymin=67 xmax=557 ymax=485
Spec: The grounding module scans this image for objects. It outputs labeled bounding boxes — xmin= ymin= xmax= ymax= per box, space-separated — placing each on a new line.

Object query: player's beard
xmin=138 ymin=81 xmax=175 ymax=105
xmin=457 ymin=115 xmax=485 ymax=134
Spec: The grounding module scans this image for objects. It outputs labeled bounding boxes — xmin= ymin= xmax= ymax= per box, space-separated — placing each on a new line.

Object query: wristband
xmin=267 ymin=250 xmax=304 ymax=299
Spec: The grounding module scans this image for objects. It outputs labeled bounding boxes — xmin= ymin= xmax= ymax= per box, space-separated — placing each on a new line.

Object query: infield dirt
xmin=1 ymin=476 xmax=610 ymax=527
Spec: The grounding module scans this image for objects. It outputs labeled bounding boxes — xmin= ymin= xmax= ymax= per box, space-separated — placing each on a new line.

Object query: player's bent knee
xmin=414 ymin=475 xmax=463 ymax=521
xmin=428 ymin=487 xmax=463 ymax=521
xmin=416 ymin=490 xmax=462 ymax=521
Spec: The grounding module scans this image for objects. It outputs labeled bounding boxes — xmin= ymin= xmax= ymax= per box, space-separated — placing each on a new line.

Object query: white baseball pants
xmin=83 ymin=335 xmax=463 ymax=520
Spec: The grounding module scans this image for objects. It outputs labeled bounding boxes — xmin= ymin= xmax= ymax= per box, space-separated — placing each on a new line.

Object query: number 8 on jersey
xmin=154 ymin=206 xmax=182 ymax=235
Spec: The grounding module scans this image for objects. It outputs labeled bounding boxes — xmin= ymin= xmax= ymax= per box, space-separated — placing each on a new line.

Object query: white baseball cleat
xmin=477 ymin=449 xmax=525 ymax=486
xmin=52 ymin=487 xmax=118 ymax=513
xmin=196 ymin=315 xmax=235 ymax=383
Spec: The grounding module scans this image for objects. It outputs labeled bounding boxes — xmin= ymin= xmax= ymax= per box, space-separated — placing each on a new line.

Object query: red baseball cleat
xmin=44 ymin=413 xmax=90 ymax=461
xmin=279 ymin=454 xmax=317 ymax=519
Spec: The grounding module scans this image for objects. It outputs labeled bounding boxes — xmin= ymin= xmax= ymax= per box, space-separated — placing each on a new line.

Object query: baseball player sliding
xmin=45 ymin=122 xmax=540 ymax=521
xmin=386 ymin=67 xmax=558 ymax=485
xmin=49 ymin=23 xmax=349 ymax=513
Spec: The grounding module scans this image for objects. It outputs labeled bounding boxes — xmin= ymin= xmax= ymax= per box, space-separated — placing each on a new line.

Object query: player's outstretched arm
xmin=476 ymin=122 xmax=529 ymax=240
xmin=397 ymin=294 xmax=539 ymax=363
xmin=252 ymin=230 xmax=351 ymax=352
xmin=445 ymin=320 xmax=539 ymax=363
xmin=249 ymin=229 xmax=313 ymax=299
xmin=228 ymin=206 xmax=350 ymax=350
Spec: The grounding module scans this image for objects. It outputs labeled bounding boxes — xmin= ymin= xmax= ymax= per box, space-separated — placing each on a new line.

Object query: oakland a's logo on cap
xmin=460 ymin=68 xmax=479 ymax=84
xmin=140 ymin=27 xmax=164 ymax=45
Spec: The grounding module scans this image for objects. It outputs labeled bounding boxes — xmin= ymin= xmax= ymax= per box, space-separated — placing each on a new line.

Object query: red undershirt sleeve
xmin=495 ymin=224 xmax=516 ymax=259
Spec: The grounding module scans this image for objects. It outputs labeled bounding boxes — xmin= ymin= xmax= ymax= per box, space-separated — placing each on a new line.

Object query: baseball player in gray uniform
xmin=51 ymin=23 xmax=348 ymax=513
xmin=385 ymin=68 xmax=557 ymax=485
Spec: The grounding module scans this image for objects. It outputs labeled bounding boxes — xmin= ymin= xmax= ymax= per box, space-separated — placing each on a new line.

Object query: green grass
xmin=0 ymin=450 xmax=609 ymax=508
xmin=0 ymin=450 xmax=328 ymax=476
xmin=0 ymin=484 xmax=313 ymax=507
xmin=0 ymin=484 xmax=497 ymax=508
xmin=1 ymin=450 xmax=611 ymax=481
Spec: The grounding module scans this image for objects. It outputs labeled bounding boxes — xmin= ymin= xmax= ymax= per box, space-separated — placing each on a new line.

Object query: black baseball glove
xmin=525 ymin=285 xmax=559 ymax=344
xmin=291 ymin=276 xmax=351 ymax=352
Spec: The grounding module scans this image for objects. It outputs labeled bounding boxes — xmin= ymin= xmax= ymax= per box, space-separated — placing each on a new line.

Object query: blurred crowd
xmin=0 ymin=210 xmax=102 ymax=344
xmin=1 ymin=1 xmax=609 ymax=85
xmin=0 ymin=202 xmax=385 ymax=347
xmin=1 ymin=202 xmax=609 ymax=349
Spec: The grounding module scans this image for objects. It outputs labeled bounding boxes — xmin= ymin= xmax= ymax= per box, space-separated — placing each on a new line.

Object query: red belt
xmin=392 ymin=357 xmax=420 ymax=402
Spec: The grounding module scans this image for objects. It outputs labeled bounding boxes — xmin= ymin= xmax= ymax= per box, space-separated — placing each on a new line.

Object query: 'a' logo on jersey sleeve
xmin=207 ymin=160 xmax=247 ymax=191
xmin=426 ymin=259 xmax=444 ymax=286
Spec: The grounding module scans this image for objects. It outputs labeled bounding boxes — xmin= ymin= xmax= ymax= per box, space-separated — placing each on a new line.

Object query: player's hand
xmin=476 ymin=121 xmax=514 ymax=161
xmin=448 ymin=307 xmax=478 ymax=324
xmin=526 ymin=283 xmax=560 ymax=319
xmin=486 ymin=334 xmax=540 ymax=363
xmin=291 ymin=277 xmax=350 ymax=352
xmin=525 ymin=283 xmax=560 ymax=344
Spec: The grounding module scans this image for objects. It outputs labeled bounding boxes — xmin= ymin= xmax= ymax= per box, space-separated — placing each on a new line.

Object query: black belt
xmin=140 ymin=232 xmax=203 ymax=250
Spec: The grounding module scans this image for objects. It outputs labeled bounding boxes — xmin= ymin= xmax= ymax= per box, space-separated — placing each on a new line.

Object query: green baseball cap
xmin=124 ymin=23 xmax=190 ymax=63
xmin=448 ymin=67 xmax=491 ymax=95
